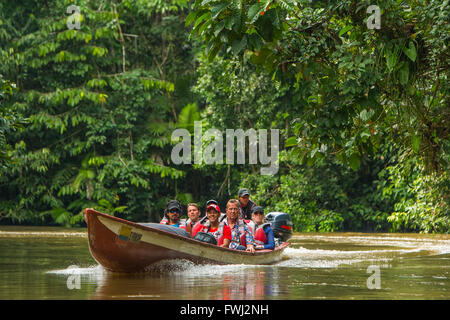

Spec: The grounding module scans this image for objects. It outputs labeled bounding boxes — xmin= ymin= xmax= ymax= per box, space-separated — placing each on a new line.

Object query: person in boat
xmin=192 ymin=203 xmax=231 ymax=248
xmin=248 ymin=206 xmax=275 ymax=250
xmin=225 ymin=199 xmax=255 ymax=253
xmin=160 ymin=200 xmax=187 ymax=230
xmin=205 ymin=199 xmax=226 ymax=221
xmin=185 ymin=203 xmax=201 ymax=236
xmin=238 ymin=188 xmax=258 ymax=220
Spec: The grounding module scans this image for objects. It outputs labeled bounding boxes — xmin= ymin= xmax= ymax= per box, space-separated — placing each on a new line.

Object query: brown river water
xmin=0 ymin=226 xmax=448 ymax=300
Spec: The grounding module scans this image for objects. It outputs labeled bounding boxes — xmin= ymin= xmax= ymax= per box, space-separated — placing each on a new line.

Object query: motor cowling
xmin=265 ymin=212 xmax=293 ymax=242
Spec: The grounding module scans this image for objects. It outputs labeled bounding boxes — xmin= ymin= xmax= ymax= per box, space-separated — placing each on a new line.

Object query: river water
xmin=0 ymin=226 xmax=448 ymax=300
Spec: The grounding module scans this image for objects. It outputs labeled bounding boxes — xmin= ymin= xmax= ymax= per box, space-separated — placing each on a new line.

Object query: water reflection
xmin=90 ymin=261 xmax=284 ymax=300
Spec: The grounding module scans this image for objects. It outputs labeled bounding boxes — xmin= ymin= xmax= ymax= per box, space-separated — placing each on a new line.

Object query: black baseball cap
xmin=167 ymin=200 xmax=181 ymax=211
xmin=251 ymin=206 xmax=264 ymax=214
xmin=238 ymin=188 xmax=250 ymax=197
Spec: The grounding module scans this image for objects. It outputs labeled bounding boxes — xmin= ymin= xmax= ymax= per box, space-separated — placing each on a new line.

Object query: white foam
xmin=0 ymin=231 xmax=87 ymax=238
xmin=144 ymin=259 xmax=259 ymax=276
xmin=47 ymin=264 xmax=106 ymax=277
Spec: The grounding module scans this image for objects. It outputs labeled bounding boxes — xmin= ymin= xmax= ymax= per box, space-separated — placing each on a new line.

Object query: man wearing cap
xmin=160 ymin=200 xmax=187 ymax=230
xmin=250 ymin=206 xmax=275 ymax=250
xmin=238 ymin=188 xmax=258 ymax=220
xmin=192 ymin=203 xmax=231 ymax=247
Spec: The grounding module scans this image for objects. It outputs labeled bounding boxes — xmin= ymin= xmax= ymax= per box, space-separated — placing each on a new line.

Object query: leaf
xmin=178 ymin=103 xmax=201 ymax=132
xmin=185 ymin=10 xmax=199 ymax=26
xmin=399 ymin=63 xmax=409 ymax=86
xmin=255 ymin=14 xmax=274 ymax=42
xmin=207 ymin=41 xmax=221 ymax=62
xmin=360 ymin=109 xmax=374 ymax=121
xmin=285 ymin=136 xmax=298 ymax=147
xmin=231 ymin=35 xmax=247 ymax=55
xmin=224 ymin=13 xmax=236 ymax=29
xmin=214 ymin=20 xmax=225 ymax=36
xmin=211 ymin=3 xmax=229 ymax=20
xmin=266 ymin=6 xmax=281 ymax=29
xmin=402 ymin=41 xmax=417 ymax=62
xmin=349 ymin=153 xmax=360 ymax=171
xmin=385 ymin=46 xmax=400 ymax=72
xmin=194 ymin=12 xmax=210 ymax=29
xmin=411 ymin=133 xmax=421 ymax=154
xmin=339 ymin=25 xmax=352 ymax=37
xmin=248 ymin=3 xmax=263 ymax=23
xmin=114 ymin=206 xmax=127 ymax=213
xmin=248 ymin=33 xmax=263 ymax=50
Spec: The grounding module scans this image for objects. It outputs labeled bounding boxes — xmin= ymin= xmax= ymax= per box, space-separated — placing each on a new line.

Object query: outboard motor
xmin=265 ymin=212 xmax=293 ymax=242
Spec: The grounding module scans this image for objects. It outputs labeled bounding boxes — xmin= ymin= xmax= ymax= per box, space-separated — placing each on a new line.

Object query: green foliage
xmin=189 ymin=0 xmax=449 ymax=173
xmin=0 ymin=0 xmax=195 ymax=226
xmin=0 ymin=74 xmax=25 ymax=172
xmin=177 ymin=103 xmax=201 ymax=132
xmin=189 ymin=0 xmax=449 ymax=233
xmin=383 ymin=156 xmax=450 ymax=233
xmin=0 ymin=0 xmax=448 ymax=234
xmin=235 ymin=150 xmax=393 ymax=232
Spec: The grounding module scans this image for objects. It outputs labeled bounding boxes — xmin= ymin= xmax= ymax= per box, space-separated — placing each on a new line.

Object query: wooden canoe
xmin=84 ymin=208 xmax=290 ymax=273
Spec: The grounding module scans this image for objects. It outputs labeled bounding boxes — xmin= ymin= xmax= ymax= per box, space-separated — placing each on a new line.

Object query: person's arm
xmin=245 ymin=226 xmax=255 ymax=253
xmin=221 ymin=225 xmax=232 ymax=248
xmin=186 ymin=221 xmax=193 ymax=237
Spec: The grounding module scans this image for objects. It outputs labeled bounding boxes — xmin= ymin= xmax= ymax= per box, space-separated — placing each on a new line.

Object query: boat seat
xmin=137 ymin=223 xmax=191 ymax=238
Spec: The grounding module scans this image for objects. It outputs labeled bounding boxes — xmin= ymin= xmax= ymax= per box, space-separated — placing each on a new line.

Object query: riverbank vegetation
xmin=0 ymin=0 xmax=448 ymax=233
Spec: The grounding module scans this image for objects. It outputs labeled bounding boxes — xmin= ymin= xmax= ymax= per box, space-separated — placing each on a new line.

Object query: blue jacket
xmin=262 ymin=225 xmax=275 ymax=250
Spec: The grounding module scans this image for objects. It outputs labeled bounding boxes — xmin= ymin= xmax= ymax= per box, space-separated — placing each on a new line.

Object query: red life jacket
xmin=192 ymin=220 xmax=226 ymax=246
xmin=254 ymin=223 xmax=270 ymax=245
xmin=245 ymin=220 xmax=255 ymax=233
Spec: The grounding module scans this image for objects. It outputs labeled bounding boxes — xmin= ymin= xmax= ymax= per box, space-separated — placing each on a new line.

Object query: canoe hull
xmin=85 ymin=209 xmax=289 ymax=273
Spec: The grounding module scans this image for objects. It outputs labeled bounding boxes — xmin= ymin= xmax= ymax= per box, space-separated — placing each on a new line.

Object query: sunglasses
xmin=253 ymin=212 xmax=264 ymax=215
xmin=169 ymin=208 xmax=180 ymax=214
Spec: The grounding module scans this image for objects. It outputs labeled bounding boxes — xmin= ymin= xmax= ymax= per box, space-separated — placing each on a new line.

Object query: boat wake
xmin=46 ymin=264 xmax=107 ymax=284
xmin=144 ymin=259 xmax=261 ymax=276
xmin=276 ymin=247 xmax=394 ymax=268
xmin=276 ymin=235 xmax=450 ymax=268
xmin=47 ymin=260 xmax=260 ymax=281
xmin=46 ymin=234 xmax=450 ymax=274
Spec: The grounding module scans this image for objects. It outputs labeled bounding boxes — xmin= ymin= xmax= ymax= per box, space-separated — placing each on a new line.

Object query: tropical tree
xmin=187 ymin=0 xmax=449 ymax=232
xmin=0 ymin=0 xmax=194 ymax=225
